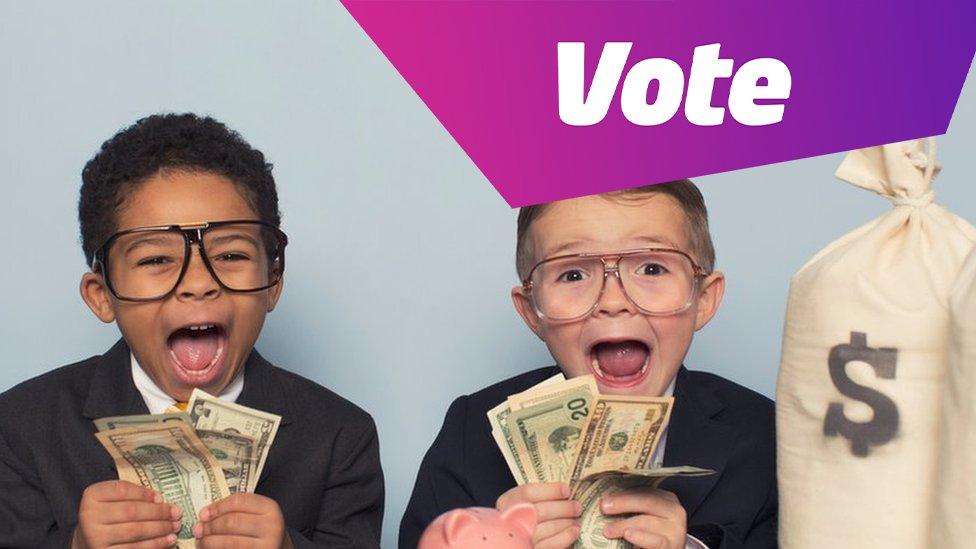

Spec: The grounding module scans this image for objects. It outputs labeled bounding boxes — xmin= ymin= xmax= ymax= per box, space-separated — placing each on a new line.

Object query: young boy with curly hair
xmin=0 ymin=114 xmax=384 ymax=548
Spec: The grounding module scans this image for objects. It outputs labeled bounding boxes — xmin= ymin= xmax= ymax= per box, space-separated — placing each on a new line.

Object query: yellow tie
xmin=173 ymin=401 xmax=188 ymax=412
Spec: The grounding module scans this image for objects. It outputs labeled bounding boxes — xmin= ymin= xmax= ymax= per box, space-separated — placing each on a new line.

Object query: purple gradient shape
xmin=342 ymin=1 xmax=975 ymax=207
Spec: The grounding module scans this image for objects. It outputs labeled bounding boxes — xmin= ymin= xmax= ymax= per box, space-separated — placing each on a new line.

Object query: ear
xmin=80 ymin=272 xmax=116 ymax=323
xmin=266 ymin=275 xmax=285 ymax=312
xmin=500 ymin=502 xmax=537 ymax=537
xmin=443 ymin=508 xmax=481 ymax=545
xmin=694 ymin=271 xmax=725 ymax=331
xmin=511 ymin=285 xmax=543 ymax=340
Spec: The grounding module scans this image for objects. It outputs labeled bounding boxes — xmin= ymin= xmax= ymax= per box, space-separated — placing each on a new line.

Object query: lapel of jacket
xmin=659 ymin=366 xmax=738 ymax=518
xmin=82 ymin=339 xmax=152 ymax=419
xmin=234 ymin=350 xmax=293 ymax=489
xmin=82 ymin=339 xmax=152 ymax=475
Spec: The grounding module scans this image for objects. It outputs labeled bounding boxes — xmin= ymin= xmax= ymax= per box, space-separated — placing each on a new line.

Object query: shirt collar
xmin=130 ymin=353 xmax=245 ymax=414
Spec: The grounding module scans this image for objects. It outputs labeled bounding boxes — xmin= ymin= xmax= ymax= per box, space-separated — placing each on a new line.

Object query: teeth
xmin=592 ymin=357 xmax=607 ymax=378
xmin=589 ymin=354 xmax=650 ymax=379
xmin=187 ymin=324 xmax=216 ymax=331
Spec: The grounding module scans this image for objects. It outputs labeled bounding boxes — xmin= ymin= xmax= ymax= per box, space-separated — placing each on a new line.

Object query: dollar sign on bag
xmin=823 ymin=332 xmax=899 ymax=457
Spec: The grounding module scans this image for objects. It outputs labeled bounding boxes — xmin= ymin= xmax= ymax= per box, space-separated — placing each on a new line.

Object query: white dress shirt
xmin=130 ymin=354 xmax=244 ymax=413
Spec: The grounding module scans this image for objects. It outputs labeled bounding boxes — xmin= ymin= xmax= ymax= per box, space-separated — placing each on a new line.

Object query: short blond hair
xmin=515 ymin=179 xmax=716 ymax=279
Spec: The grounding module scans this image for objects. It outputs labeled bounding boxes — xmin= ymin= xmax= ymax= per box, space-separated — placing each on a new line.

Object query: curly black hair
xmin=78 ymin=113 xmax=281 ymax=266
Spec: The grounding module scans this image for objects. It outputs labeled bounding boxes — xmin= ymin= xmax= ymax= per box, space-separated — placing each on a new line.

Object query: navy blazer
xmin=400 ymin=366 xmax=776 ymax=549
xmin=0 ymin=339 xmax=384 ymax=548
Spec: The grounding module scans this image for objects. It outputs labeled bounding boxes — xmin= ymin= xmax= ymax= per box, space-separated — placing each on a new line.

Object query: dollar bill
xmin=572 ymin=467 xmax=713 ymax=549
xmin=507 ymin=375 xmax=597 ymax=411
xmin=488 ymin=373 xmax=565 ymax=484
xmin=509 ymin=380 xmax=599 ymax=483
xmin=95 ymin=422 xmax=230 ymax=548
xmin=187 ymin=388 xmax=281 ymax=492
xmin=488 ymin=402 xmax=531 ymax=484
xmin=569 ymin=395 xmax=673 ymax=484
xmin=94 ymin=412 xmax=192 ymax=432
xmin=195 ymin=429 xmax=258 ymax=494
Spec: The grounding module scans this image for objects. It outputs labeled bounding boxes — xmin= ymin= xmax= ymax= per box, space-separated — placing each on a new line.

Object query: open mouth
xmin=167 ymin=323 xmax=227 ymax=383
xmin=589 ymin=339 xmax=651 ymax=387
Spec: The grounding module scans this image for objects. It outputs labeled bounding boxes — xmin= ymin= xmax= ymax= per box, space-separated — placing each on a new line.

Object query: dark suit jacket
xmin=400 ymin=366 xmax=776 ymax=549
xmin=0 ymin=339 xmax=384 ymax=548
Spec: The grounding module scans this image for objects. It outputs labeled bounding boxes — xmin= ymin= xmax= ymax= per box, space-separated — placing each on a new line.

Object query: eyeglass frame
xmin=90 ymin=219 xmax=288 ymax=302
xmin=520 ymin=247 xmax=709 ymax=322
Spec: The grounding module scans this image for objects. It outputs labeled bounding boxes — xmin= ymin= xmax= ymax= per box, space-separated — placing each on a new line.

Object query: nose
xmin=594 ymin=263 xmax=637 ymax=317
xmin=176 ymin=245 xmax=221 ymax=301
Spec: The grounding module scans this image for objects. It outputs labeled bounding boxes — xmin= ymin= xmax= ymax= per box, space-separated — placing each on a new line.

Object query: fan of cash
xmin=487 ymin=373 xmax=712 ymax=549
xmin=94 ymin=389 xmax=281 ymax=548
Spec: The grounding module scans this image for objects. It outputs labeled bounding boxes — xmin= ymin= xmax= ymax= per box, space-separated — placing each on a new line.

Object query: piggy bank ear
xmin=500 ymin=503 xmax=537 ymax=536
xmin=444 ymin=508 xmax=481 ymax=544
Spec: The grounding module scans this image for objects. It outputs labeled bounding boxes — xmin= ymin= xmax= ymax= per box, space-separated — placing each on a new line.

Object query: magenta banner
xmin=342 ymin=1 xmax=975 ymax=206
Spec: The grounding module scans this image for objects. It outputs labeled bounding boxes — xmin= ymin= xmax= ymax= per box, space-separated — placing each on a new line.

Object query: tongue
xmin=594 ymin=341 xmax=649 ymax=377
xmin=170 ymin=330 xmax=220 ymax=371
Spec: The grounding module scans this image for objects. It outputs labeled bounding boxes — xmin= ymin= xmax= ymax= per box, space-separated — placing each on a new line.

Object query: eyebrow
xmin=121 ymin=236 xmax=180 ymax=256
xmin=207 ymin=232 xmax=260 ymax=248
xmin=542 ymin=235 xmax=683 ymax=258
xmin=542 ymin=240 xmax=591 ymax=258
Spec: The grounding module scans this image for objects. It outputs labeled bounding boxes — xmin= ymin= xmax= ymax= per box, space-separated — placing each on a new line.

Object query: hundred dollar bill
xmin=488 ymin=373 xmax=565 ymax=484
xmin=572 ymin=467 xmax=714 ymax=549
xmin=95 ymin=422 xmax=230 ymax=548
xmin=94 ymin=412 xmax=192 ymax=432
xmin=187 ymin=388 xmax=280 ymax=492
xmin=509 ymin=380 xmax=599 ymax=483
xmin=196 ymin=430 xmax=258 ymax=494
xmin=569 ymin=395 xmax=673 ymax=484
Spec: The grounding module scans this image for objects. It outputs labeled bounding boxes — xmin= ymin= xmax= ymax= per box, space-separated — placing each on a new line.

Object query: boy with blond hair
xmin=401 ymin=181 xmax=775 ymax=549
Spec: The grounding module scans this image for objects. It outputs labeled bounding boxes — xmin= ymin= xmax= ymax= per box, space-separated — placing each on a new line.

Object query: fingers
xmin=100 ymin=501 xmax=182 ymax=525
xmin=621 ymin=528 xmax=669 ymax=549
xmin=535 ymin=522 xmax=581 ymax=549
xmin=197 ymin=534 xmax=258 ymax=549
xmin=534 ymin=518 xmax=579 ymax=540
xmin=601 ymin=489 xmax=684 ymax=520
xmin=535 ymin=499 xmax=582 ymax=522
xmin=604 ymin=514 xmax=672 ymax=539
xmin=104 ymin=519 xmax=181 ymax=545
xmin=85 ymin=480 xmax=160 ymax=504
xmin=194 ymin=493 xmax=285 ymax=546
xmin=117 ymin=533 xmax=181 ymax=549
xmin=199 ymin=492 xmax=273 ymax=522
xmin=496 ymin=482 xmax=571 ymax=509
xmin=601 ymin=490 xmax=687 ymax=549
xmin=193 ymin=512 xmax=264 ymax=539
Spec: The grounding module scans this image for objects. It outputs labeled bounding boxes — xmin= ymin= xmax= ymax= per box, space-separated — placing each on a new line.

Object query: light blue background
xmin=1 ymin=3 xmax=974 ymax=547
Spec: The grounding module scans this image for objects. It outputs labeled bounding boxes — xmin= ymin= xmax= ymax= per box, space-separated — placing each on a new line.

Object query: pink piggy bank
xmin=418 ymin=504 xmax=537 ymax=549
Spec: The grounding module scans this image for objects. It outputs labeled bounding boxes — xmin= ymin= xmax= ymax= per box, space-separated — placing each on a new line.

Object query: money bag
xmin=776 ymin=138 xmax=976 ymax=548
xmin=931 ymin=244 xmax=976 ymax=548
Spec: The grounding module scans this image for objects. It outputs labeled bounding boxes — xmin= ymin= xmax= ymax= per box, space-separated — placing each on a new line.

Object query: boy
xmin=0 ymin=114 xmax=384 ymax=548
xmin=400 ymin=181 xmax=775 ymax=548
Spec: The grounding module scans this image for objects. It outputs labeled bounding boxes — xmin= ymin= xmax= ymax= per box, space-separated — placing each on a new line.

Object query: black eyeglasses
xmin=92 ymin=220 xmax=287 ymax=302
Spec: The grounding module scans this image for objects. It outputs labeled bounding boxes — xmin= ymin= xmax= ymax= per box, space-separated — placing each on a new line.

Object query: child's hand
xmin=600 ymin=488 xmax=687 ymax=549
xmin=496 ymin=482 xmax=582 ymax=549
xmin=72 ymin=480 xmax=181 ymax=549
xmin=193 ymin=492 xmax=292 ymax=549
